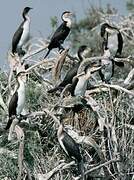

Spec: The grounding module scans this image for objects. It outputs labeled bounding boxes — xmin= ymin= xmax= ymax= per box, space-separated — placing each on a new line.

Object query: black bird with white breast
xmin=70 ymin=62 xmax=101 ymax=97
xmin=101 ymin=23 xmax=124 ymax=67
xmin=57 ymin=119 xmax=84 ymax=178
xmin=44 ymin=11 xmax=73 ymax=58
xmin=12 ymin=7 xmax=32 ymax=56
xmin=99 ymin=46 xmax=114 ymax=84
xmin=5 ymin=71 xmax=27 ymax=130
xmin=47 ymin=45 xmax=89 ymax=93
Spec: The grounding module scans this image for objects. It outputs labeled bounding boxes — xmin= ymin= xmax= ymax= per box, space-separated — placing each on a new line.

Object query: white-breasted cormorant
xmin=99 ymin=47 xmax=114 ymax=84
xmin=47 ymin=45 xmax=88 ymax=93
xmin=5 ymin=71 xmax=26 ymax=130
xmin=12 ymin=7 xmax=32 ymax=56
xmin=101 ymin=23 xmax=124 ymax=67
xmin=57 ymin=121 xmax=84 ymax=178
xmin=44 ymin=11 xmax=73 ymax=58
xmin=70 ymin=62 xmax=101 ymax=97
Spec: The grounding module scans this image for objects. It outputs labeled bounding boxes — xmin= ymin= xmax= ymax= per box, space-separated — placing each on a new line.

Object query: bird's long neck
xmin=57 ymin=123 xmax=64 ymax=138
xmin=63 ymin=17 xmax=72 ymax=28
xmin=103 ymin=49 xmax=110 ymax=58
xmin=23 ymin=13 xmax=30 ymax=22
xmin=78 ymin=52 xmax=83 ymax=62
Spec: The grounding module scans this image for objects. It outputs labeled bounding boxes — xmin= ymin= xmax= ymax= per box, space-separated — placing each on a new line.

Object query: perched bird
xmin=70 ymin=62 xmax=101 ymax=97
xmin=47 ymin=45 xmax=88 ymax=93
xmin=99 ymin=47 xmax=114 ymax=84
xmin=5 ymin=71 xmax=27 ymax=130
xmin=44 ymin=11 xmax=73 ymax=58
xmin=12 ymin=7 xmax=32 ymax=56
xmin=57 ymin=121 xmax=84 ymax=178
xmin=101 ymin=23 xmax=124 ymax=67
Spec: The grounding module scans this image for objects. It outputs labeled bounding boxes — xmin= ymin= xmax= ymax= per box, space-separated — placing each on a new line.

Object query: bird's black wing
xmin=115 ymin=32 xmax=124 ymax=67
xmin=9 ymin=91 xmax=18 ymax=117
xmin=69 ymin=76 xmax=79 ymax=96
xmin=12 ymin=21 xmax=24 ymax=54
xmin=111 ymin=58 xmax=115 ymax=77
xmin=99 ymin=69 xmax=105 ymax=82
xmin=47 ymin=64 xmax=79 ymax=93
xmin=62 ymin=131 xmax=82 ymax=162
xmin=5 ymin=92 xmax=18 ymax=130
xmin=61 ymin=64 xmax=79 ymax=86
xmin=51 ymin=22 xmax=70 ymax=42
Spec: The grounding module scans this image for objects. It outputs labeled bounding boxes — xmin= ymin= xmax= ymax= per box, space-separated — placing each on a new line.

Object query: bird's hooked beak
xmin=90 ymin=64 xmax=102 ymax=73
xmin=105 ymin=26 xmax=118 ymax=34
xmin=76 ymin=71 xmax=85 ymax=77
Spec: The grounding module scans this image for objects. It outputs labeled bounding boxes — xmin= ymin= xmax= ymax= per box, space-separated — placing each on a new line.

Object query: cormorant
xmin=47 ymin=45 xmax=88 ymax=93
xmin=57 ymin=121 xmax=84 ymax=178
xmin=70 ymin=62 xmax=101 ymax=97
xmin=5 ymin=71 xmax=26 ymax=130
xmin=101 ymin=23 xmax=124 ymax=67
xmin=99 ymin=47 xmax=114 ymax=84
xmin=12 ymin=7 xmax=32 ymax=56
xmin=44 ymin=11 xmax=73 ymax=58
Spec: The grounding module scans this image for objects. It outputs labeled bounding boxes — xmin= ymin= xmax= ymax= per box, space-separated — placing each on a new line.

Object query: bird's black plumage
xmin=44 ymin=11 xmax=72 ymax=58
xmin=5 ymin=72 xmax=26 ymax=130
xmin=57 ymin=123 xmax=84 ymax=177
xmin=47 ymin=45 xmax=87 ymax=93
xmin=12 ymin=22 xmax=24 ymax=55
xmin=12 ymin=7 xmax=32 ymax=56
xmin=101 ymin=23 xmax=124 ymax=67
xmin=5 ymin=92 xmax=18 ymax=130
xmin=47 ymin=64 xmax=79 ymax=93
xmin=62 ymin=130 xmax=82 ymax=162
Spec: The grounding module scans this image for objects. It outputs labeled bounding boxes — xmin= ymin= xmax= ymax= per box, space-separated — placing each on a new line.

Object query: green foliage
xmin=26 ymin=79 xmax=43 ymax=111
xmin=50 ymin=16 xmax=58 ymax=32
xmin=126 ymin=0 xmax=134 ymax=12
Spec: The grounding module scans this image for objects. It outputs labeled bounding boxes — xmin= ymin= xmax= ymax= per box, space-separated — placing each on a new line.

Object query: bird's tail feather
xmin=78 ymin=160 xmax=85 ymax=180
xmin=5 ymin=118 xmax=12 ymax=130
xmin=114 ymin=61 xmax=124 ymax=67
xmin=44 ymin=49 xmax=51 ymax=59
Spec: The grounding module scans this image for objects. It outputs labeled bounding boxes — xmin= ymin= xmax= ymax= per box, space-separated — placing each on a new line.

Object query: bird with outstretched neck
xmin=101 ymin=23 xmax=124 ymax=67
xmin=44 ymin=11 xmax=73 ymax=58
xmin=12 ymin=7 xmax=32 ymax=56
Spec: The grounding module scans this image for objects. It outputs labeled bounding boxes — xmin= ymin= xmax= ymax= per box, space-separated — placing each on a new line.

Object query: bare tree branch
xmin=37 ymin=161 xmax=75 ymax=180
xmin=52 ymin=49 xmax=69 ymax=82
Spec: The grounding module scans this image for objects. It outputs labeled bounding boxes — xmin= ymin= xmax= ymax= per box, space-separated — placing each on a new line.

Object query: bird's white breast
xmin=18 ymin=20 xmax=30 ymax=47
xmin=16 ymin=82 xmax=25 ymax=115
xmin=74 ymin=76 xmax=88 ymax=96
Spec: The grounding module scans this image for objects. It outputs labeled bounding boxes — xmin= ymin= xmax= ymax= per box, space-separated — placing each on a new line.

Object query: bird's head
xmin=77 ymin=45 xmax=91 ymax=61
xmin=61 ymin=11 xmax=73 ymax=26
xmin=101 ymin=23 xmax=118 ymax=37
xmin=22 ymin=7 xmax=32 ymax=18
xmin=16 ymin=71 xmax=28 ymax=83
